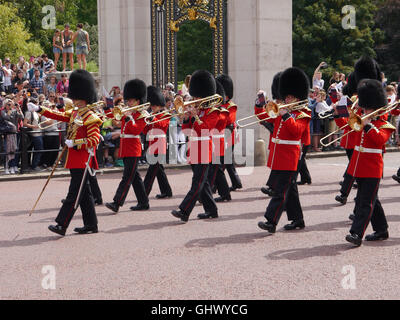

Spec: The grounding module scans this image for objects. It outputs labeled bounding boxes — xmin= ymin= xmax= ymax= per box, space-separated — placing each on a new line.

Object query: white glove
xmin=65 ymin=139 xmax=75 ymax=148
xmin=27 ymin=102 xmax=39 ymax=112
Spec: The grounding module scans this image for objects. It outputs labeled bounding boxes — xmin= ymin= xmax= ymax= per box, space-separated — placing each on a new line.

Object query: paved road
xmin=1 ymin=153 xmax=400 ymax=300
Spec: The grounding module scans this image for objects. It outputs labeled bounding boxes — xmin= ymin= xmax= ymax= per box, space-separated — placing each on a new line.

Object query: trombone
xmin=112 ymin=102 xmax=151 ymax=121
xmin=38 ymin=119 xmax=60 ymax=130
xmin=320 ymin=100 xmax=400 ymax=147
xmin=145 ymin=94 xmax=223 ymax=125
xmin=236 ymin=99 xmax=309 ymax=128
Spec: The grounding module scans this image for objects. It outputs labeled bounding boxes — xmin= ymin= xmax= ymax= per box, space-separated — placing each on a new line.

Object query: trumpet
xmin=112 ymin=102 xmax=151 ymax=121
xmin=145 ymin=94 xmax=223 ymax=125
xmin=236 ymin=99 xmax=309 ymax=128
xmin=318 ymin=109 xmax=335 ymax=119
xmin=320 ymin=100 xmax=400 ymax=147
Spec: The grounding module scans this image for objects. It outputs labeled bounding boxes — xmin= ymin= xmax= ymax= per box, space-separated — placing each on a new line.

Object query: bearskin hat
xmin=215 ymin=79 xmax=226 ymax=105
xmin=342 ymin=72 xmax=357 ymax=97
xmin=68 ymin=70 xmax=97 ymax=104
xmin=354 ymin=56 xmax=381 ymax=84
xmin=189 ymin=70 xmax=216 ymax=98
xmin=357 ymin=79 xmax=387 ymax=110
xmin=123 ymin=79 xmax=147 ymax=104
xmin=215 ymin=74 xmax=234 ymax=100
xmin=271 ymin=72 xmax=282 ymax=100
xmin=279 ymin=67 xmax=310 ymax=101
xmin=147 ymin=86 xmax=166 ymax=107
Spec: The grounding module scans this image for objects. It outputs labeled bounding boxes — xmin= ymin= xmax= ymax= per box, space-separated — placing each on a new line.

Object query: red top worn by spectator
xmin=347 ymin=119 xmax=395 ymax=178
xmin=182 ymin=107 xmax=220 ymax=164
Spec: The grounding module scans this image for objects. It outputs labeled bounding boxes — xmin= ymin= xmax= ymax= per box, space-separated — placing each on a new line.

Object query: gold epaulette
xmin=220 ymin=107 xmax=229 ymax=113
xmin=303 ymin=106 xmax=311 ymax=113
xmin=227 ymin=101 xmax=237 ymax=110
xmin=296 ymin=111 xmax=311 ymax=120
xmin=83 ymin=111 xmax=103 ymax=126
xmin=379 ymin=122 xmax=396 ymax=130
xmin=207 ymin=107 xmax=220 ymax=115
xmin=351 ymin=95 xmax=358 ymax=103
xmin=137 ymin=109 xmax=151 ymax=120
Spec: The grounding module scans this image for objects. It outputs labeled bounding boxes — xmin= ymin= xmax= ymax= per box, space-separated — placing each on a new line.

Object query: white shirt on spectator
xmin=3 ymin=66 xmax=12 ymax=86
xmin=315 ymin=101 xmax=332 ymax=114
xmin=313 ymin=78 xmax=324 ymax=90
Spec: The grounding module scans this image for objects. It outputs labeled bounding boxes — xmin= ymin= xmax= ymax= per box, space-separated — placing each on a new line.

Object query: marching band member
xmin=207 ymin=79 xmax=231 ymax=203
xmin=216 ymin=74 xmax=243 ymax=192
xmin=30 ymin=70 xmax=102 ymax=236
xmin=171 ymin=70 xmax=220 ymax=222
xmin=105 ymin=79 xmax=150 ymax=213
xmin=345 ymin=79 xmax=395 ymax=246
xmin=257 ymin=67 xmax=311 ymax=233
xmin=297 ymin=99 xmax=312 ymax=185
xmin=143 ymin=86 xmax=173 ymax=199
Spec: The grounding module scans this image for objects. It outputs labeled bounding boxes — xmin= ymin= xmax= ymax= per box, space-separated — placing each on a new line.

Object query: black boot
xmin=74 ymin=225 xmax=98 ymax=234
xmin=48 ymin=224 xmax=66 ymax=236
xmin=257 ymin=221 xmax=276 ymax=233
xmin=95 ymin=199 xmax=103 ymax=206
xmin=345 ymin=233 xmax=362 ymax=246
xmin=284 ymin=220 xmax=305 ymax=230
xmin=365 ymin=231 xmax=389 ymax=241
xmin=349 ymin=214 xmax=355 ymax=221
xmin=392 ymin=175 xmax=400 ymax=183
xmin=171 ymin=210 xmax=189 ymax=223
xmin=105 ymin=202 xmax=119 ymax=213
xmin=297 ymin=179 xmax=311 ymax=185
xmin=130 ymin=203 xmax=150 ymax=211
xmin=156 ymin=193 xmax=172 ymax=199
xmin=261 ymin=187 xmax=273 ymax=196
xmin=335 ymin=194 xmax=347 ymax=205
xmin=214 ymin=195 xmax=232 ymax=202
xmin=197 ymin=212 xmax=219 ymax=219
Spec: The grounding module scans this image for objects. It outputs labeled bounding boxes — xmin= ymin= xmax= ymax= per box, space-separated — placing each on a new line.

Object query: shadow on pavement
xmin=0 ymin=235 xmax=62 ymax=248
xmin=266 ymin=243 xmax=352 ymax=260
xmin=104 ymin=220 xmax=182 ymax=234
xmin=185 ymin=232 xmax=270 ymax=248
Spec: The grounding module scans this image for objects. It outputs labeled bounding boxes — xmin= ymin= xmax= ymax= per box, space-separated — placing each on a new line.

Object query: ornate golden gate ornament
xmin=151 ymin=0 xmax=227 ymax=87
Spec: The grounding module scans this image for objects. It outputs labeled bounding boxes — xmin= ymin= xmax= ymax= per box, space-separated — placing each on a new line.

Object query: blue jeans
xmin=30 ymin=136 xmax=43 ymax=169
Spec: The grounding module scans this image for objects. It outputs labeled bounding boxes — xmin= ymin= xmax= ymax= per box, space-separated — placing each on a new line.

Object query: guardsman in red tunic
xmin=143 ymin=86 xmax=173 ymax=199
xmin=345 ymin=79 xmax=395 ymax=246
xmin=205 ymin=79 xmax=231 ymax=204
xmin=216 ymin=74 xmax=243 ymax=192
xmin=171 ymin=70 xmax=220 ymax=222
xmin=30 ymin=70 xmax=102 ymax=236
xmin=257 ymin=67 xmax=311 ymax=234
xmin=105 ymin=79 xmax=150 ymax=213
xmin=334 ymin=57 xmax=383 ymax=205
xmin=390 ymin=86 xmax=400 ymax=183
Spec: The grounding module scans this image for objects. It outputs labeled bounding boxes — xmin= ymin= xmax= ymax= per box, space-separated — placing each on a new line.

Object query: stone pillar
xmin=227 ymin=0 xmax=292 ymax=162
xmin=98 ymin=0 xmax=152 ymax=92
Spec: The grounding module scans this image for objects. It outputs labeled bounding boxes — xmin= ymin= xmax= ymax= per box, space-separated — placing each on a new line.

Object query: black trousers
xmin=265 ymin=170 xmax=303 ymax=225
xmin=209 ymin=156 xmax=231 ymax=198
xmin=179 ymin=164 xmax=217 ymax=216
xmin=144 ymin=159 xmax=172 ymax=196
xmin=298 ymin=145 xmax=311 ymax=183
xmin=55 ymin=169 xmax=97 ymax=228
xmin=224 ymin=145 xmax=242 ymax=188
xmin=41 ymin=135 xmax=60 ymax=167
xmin=113 ymin=157 xmax=148 ymax=207
xmin=89 ymin=174 xmax=102 ymax=202
xmin=339 ymin=148 xmax=355 ymax=197
xmin=350 ymin=178 xmax=387 ymax=237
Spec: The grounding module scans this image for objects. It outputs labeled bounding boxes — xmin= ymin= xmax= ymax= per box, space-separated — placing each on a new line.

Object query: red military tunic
xmin=301 ymin=107 xmax=312 ymax=146
xmin=334 ymin=95 xmax=360 ymax=150
xmin=40 ymin=106 xmax=102 ymax=169
xmin=257 ymin=109 xmax=310 ymax=171
xmin=225 ymin=101 xmax=238 ymax=147
xmin=211 ymin=107 xmax=229 ymax=157
xmin=182 ymin=107 xmax=220 ymax=164
xmin=347 ymin=119 xmax=395 ymax=178
xmin=143 ymin=112 xmax=170 ymax=155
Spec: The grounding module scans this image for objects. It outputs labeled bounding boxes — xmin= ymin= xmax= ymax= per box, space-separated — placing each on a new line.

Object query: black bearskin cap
xmin=215 ymin=79 xmax=226 ymax=105
xmin=68 ymin=70 xmax=96 ymax=104
xmin=279 ymin=67 xmax=310 ymax=101
xmin=189 ymin=70 xmax=216 ymax=98
xmin=271 ymin=72 xmax=282 ymax=100
xmin=354 ymin=56 xmax=381 ymax=84
xmin=342 ymin=72 xmax=357 ymax=97
xmin=216 ymin=74 xmax=234 ymax=100
xmin=123 ymin=79 xmax=147 ymax=104
xmin=147 ymin=86 xmax=166 ymax=107
xmin=357 ymin=79 xmax=387 ymax=110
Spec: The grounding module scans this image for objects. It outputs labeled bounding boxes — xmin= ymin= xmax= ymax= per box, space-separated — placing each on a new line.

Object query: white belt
xmin=271 ymin=138 xmax=301 ymax=146
xmin=355 ymin=146 xmax=382 ymax=154
xmin=212 ymin=134 xmax=225 ymax=139
xmin=149 ymin=134 xmax=166 ymax=140
xmin=121 ymin=134 xmax=140 ymax=139
xmin=189 ymin=137 xmax=210 ymax=141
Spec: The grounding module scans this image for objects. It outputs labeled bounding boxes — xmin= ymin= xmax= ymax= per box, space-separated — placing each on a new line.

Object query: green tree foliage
xmin=0 ymin=3 xmax=42 ymax=61
xmin=177 ymin=20 xmax=213 ymax=82
xmin=293 ymin=0 xmax=384 ymax=84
